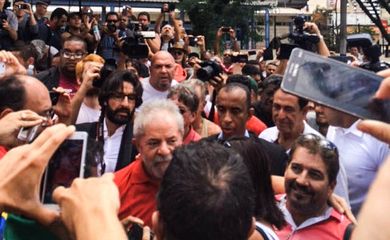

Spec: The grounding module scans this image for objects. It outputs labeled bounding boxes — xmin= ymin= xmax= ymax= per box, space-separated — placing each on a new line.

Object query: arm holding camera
xmin=229 ymin=28 xmax=240 ymax=52
xmin=52 ymin=174 xmax=127 ymax=240
xmin=1 ymin=14 xmax=18 ymax=41
xmin=304 ymin=22 xmax=330 ymax=57
xmin=213 ymin=27 xmax=224 ymax=57
xmin=67 ymin=61 xmax=103 ymax=125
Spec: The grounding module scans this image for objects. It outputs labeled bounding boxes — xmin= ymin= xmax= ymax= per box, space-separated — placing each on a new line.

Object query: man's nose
xmin=157 ymin=141 xmax=171 ymax=156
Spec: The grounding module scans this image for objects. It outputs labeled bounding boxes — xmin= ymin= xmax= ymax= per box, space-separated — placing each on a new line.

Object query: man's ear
xmin=152 ymin=211 xmax=164 ymax=240
xmin=0 ymin=108 xmax=13 ymax=120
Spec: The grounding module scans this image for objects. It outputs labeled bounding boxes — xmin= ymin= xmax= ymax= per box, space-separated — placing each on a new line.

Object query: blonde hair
xmin=75 ymin=54 xmax=105 ymax=81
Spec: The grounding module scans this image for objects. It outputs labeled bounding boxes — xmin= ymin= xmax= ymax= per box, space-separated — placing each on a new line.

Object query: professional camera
xmin=120 ymin=21 xmax=151 ymax=59
xmin=288 ymin=16 xmax=319 ymax=51
xmin=0 ymin=11 xmax=8 ymax=30
xmin=196 ymin=60 xmax=223 ymax=82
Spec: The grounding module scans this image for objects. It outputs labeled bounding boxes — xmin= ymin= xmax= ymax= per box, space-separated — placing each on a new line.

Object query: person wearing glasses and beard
xmin=76 ymin=70 xmax=143 ymax=175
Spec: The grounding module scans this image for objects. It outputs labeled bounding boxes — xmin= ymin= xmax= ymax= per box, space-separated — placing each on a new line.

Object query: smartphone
xmin=282 ymin=48 xmax=390 ymax=122
xmin=127 ymin=224 xmax=154 ymax=240
xmin=17 ymin=124 xmax=40 ymax=143
xmin=40 ymin=131 xmax=88 ymax=208
xmin=0 ymin=62 xmax=5 ymax=75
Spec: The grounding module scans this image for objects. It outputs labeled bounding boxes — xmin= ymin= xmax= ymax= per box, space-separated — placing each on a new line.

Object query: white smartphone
xmin=282 ymin=48 xmax=390 ymax=122
xmin=40 ymin=131 xmax=88 ymax=208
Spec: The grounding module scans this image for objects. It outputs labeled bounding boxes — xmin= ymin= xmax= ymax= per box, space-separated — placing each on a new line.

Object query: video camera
xmin=121 ymin=21 xmax=155 ymax=59
xmin=196 ymin=60 xmax=223 ymax=82
xmin=288 ymin=16 xmax=319 ymax=52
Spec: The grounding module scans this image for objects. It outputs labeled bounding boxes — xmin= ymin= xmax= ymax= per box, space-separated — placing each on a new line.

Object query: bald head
xmin=21 ymin=75 xmax=52 ymax=116
xmin=149 ymin=51 xmax=177 ymax=92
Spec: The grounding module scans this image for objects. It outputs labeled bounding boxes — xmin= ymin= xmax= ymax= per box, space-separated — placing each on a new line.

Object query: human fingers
xmin=142 ymin=226 xmax=151 ymax=240
xmin=29 ymin=124 xmax=75 ymax=161
xmin=121 ymin=215 xmax=144 ymax=231
xmin=358 ymin=120 xmax=390 ymax=144
xmin=374 ymin=76 xmax=390 ymax=99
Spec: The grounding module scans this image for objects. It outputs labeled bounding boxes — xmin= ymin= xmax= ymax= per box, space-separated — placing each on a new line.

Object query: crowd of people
xmin=0 ymin=0 xmax=390 ymax=239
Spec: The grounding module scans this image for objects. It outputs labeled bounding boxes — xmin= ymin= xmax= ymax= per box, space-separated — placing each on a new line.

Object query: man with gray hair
xmin=114 ymin=99 xmax=184 ymax=228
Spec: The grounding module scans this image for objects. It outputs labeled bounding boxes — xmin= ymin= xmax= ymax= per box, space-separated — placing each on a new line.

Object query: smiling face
xmin=136 ymin=113 xmax=183 ymax=180
xmin=285 ymin=146 xmax=335 ymax=221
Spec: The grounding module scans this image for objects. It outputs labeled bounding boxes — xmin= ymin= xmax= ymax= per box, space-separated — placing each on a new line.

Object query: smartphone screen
xmin=41 ymin=132 xmax=88 ymax=204
xmin=282 ymin=48 xmax=390 ymax=122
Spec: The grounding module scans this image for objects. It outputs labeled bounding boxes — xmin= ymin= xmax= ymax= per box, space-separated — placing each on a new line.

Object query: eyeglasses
xmin=62 ymin=51 xmax=85 ymax=59
xmin=110 ymin=92 xmax=137 ymax=102
xmin=107 ymin=20 xmax=118 ymax=23
xmin=172 ymin=50 xmax=184 ymax=56
xmin=40 ymin=108 xmax=55 ymax=127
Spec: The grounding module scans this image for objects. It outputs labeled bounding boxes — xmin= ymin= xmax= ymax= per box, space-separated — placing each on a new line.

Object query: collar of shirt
xmin=334 ymin=119 xmax=363 ymax=138
xmin=103 ymin=118 xmax=126 ymax=139
xmin=217 ymin=130 xmax=250 ymax=141
xmin=278 ymin=194 xmax=334 ymax=230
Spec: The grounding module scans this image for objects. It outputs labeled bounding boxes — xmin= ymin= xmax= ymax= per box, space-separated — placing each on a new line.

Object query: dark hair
xmin=98 ymin=70 xmax=143 ymax=108
xmin=50 ymin=7 xmax=68 ymax=21
xmin=62 ymin=35 xmax=87 ymax=51
xmin=228 ymin=138 xmax=285 ymax=229
xmin=106 ymin=11 xmax=118 ymax=20
xmin=167 ymin=85 xmax=199 ymax=113
xmin=242 ymin=64 xmax=260 ymax=76
xmin=289 ymin=134 xmax=339 ymax=184
xmin=0 ymin=75 xmax=26 ymax=113
xmin=138 ymin=11 xmax=150 ymax=21
xmin=220 ymin=82 xmax=251 ymax=111
xmin=19 ymin=44 xmax=39 ymax=62
xmin=262 ymin=74 xmax=282 ymax=89
xmin=158 ymin=141 xmax=255 ymax=240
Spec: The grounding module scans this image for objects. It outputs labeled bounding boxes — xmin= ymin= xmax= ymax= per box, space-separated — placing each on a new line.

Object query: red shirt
xmin=58 ymin=73 xmax=79 ymax=93
xmin=114 ymin=156 xmax=159 ymax=228
xmin=0 ymin=146 xmax=7 ymax=159
xmin=183 ymin=127 xmax=201 ymax=145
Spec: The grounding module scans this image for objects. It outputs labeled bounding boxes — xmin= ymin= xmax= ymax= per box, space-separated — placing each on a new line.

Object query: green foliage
xmin=178 ymin=0 xmax=255 ymax=52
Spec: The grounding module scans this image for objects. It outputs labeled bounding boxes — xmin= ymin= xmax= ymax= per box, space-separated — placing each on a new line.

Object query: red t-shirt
xmin=114 ymin=156 xmax=159 ymax=228
xmin=183 ymin=127 xmax=201 ymax=145
xmin=0 ymin=146 xmax=7 ymax=159
xmin=58 ymin=74 xmax=79 ymax=93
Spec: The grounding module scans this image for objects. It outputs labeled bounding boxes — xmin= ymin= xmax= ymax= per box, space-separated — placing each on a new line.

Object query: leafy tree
xmin=178 ymin=0 xmax=254 ymax=53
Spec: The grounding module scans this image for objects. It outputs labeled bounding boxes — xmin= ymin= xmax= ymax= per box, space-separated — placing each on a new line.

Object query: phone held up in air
xmin=40 ymin=131 xmax=88 ymax=208
xmin=282 ymin=48 xmax=390 ymax=122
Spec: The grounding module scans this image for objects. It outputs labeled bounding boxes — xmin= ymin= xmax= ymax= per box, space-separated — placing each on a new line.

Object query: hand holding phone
xmin=282 ymin=48 xmax=390 ymax=122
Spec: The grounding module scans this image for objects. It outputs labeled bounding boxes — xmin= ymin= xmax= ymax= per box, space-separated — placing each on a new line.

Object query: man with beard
xmin=76 ymin=70 xmax=143 ymax=174
xmin=276 ymin=134 xmax=353 ymax=239
xmin=114 ymin=99 xmax=184 ymax=228
xmin=37 ymin=36 xmax=87 ymax=92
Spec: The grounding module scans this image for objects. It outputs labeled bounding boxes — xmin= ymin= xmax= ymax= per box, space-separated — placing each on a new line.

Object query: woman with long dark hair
xmin=228 ymin=138 xmax=285 ymax=240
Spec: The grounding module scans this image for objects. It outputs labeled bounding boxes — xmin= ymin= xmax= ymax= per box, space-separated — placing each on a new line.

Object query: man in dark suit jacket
xmin=76 ymin=70 xmax=143 ymax=175
xmin=204 ymin=83 xmax=287 ymax=176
